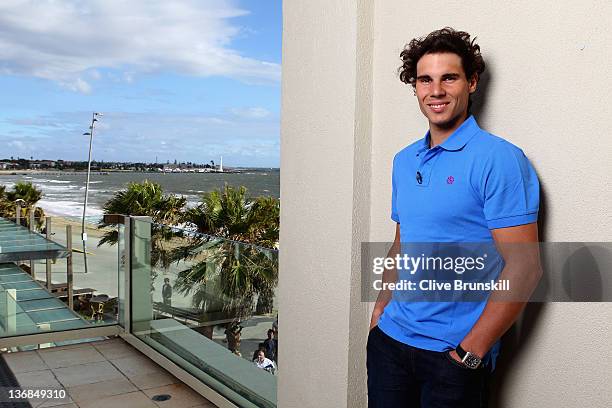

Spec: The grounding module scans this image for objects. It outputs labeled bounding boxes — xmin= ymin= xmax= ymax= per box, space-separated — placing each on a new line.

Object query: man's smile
xmin=427 ymin=102 xmax=450 ymax=113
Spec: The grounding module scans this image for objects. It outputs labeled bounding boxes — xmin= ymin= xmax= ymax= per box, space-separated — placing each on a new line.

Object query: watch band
xmin=455 ymin=344 xmax=469 ymax=360
xmin=454 ymin=344 xmax=482 ymax=369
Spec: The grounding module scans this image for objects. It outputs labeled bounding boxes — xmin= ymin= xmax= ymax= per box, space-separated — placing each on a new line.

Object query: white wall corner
xmin=279 ymin=0 xmax=375 ymax=407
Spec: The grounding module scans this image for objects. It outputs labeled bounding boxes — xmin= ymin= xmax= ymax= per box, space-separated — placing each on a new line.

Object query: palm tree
xmin=6 ymin=182 xmax=43 ymax=206
xmin=182 ymin=186 xmax=279 ymax=244
xmin=97 ymin=180 xmax=186 ymax=269
xmin=171 ymin=185 xmax=279 ymax=350
xmin=1 ymin=182 xmax=45 ymax=228
xmin=0 ymin=185 xmax=10 ymax=216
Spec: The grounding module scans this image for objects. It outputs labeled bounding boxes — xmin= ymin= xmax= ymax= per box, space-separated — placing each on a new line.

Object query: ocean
xmin=0 ymin=169 xmax=280 ymax=221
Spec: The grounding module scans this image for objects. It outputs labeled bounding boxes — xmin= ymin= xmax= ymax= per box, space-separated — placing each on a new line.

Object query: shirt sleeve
xmin=391 ymin=155 xmax=400 ymax=223
xmin=482 ymin=143 xmax=540 ymax=229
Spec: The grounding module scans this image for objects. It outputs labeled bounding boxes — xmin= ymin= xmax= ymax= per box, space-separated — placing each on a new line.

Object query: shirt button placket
xmin=416 ymin=151 xmax=425 ymax=185
xmin=417 ymin=148 xmax=439 ymax=187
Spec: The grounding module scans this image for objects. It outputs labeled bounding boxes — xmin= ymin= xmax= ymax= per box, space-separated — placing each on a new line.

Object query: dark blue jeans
xmin=367 ymin=326 xmax=490 ymax=408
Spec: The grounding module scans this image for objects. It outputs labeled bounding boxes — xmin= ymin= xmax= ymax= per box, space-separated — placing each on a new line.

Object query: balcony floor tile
xmin=6 ymin=337 xmax=218 ymax=407
xmin=143 ymin=383 xmax=214 ymax=408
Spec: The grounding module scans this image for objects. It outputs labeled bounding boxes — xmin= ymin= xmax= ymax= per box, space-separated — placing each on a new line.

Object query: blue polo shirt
xmin=377 ymin=115 xmax=539 ymax=368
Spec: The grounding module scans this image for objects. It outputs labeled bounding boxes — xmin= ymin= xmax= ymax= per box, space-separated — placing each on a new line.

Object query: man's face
xmin=415 ymin=52 xmax=477 ymax=132
xmin=257 ymin=351 xmax=265 ymax=362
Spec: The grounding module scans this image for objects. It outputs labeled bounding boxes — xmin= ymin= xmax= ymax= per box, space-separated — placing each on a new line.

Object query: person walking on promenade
xmin=162 ymin=277 xmax=173 ymax=307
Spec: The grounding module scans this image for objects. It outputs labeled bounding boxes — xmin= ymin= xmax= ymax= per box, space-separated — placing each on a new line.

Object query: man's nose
xmin=431 ymin=80 xmax=445 ymax=96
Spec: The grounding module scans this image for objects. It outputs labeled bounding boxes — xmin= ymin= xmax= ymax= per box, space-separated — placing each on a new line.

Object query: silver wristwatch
xmin=455 ymin=344 xmax=482 ymax=369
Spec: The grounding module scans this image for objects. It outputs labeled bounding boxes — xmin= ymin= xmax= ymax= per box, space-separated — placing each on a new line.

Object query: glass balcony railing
xmin=129 ymin=217 xmax=278 ymax=408
xmin=0 ymin=210 xmax=279 ymax=407
xmin=0 ymin=212 xmax=120 ymax=340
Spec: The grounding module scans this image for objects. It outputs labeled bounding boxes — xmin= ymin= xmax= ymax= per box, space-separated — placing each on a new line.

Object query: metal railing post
xmin=15 ymin=204 xmax=20 ymax=225
xmin=28 ymin=207 xmax=34 ymax=230
xmin=29 ymin=207 xmax=35 ymax=275
xmin=66 ymin=225 xmax=73 ymax=310
xmin=124 ymin=216 xmax=131 ymax=333
xmin=46 ymin=217 xmax=52 ymax=290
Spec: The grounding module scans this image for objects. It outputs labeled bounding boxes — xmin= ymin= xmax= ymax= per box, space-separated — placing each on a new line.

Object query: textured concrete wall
xmin=370 ymin=1 xmax=612 ymax=407
xmin=279 ymin=0 xmax=372 ymax=407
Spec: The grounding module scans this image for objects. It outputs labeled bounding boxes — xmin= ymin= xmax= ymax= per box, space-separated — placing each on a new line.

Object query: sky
xmin=0 ymin=0 xmax=282 ymax=168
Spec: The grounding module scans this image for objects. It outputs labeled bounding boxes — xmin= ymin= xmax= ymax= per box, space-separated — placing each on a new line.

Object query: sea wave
xmin=38 ymin=184 xmax=80 ymax=192
xmin=37 ymin=199 xmax=104 ymax=218
xmin=30 ymin=178 xmax=71 ymax=184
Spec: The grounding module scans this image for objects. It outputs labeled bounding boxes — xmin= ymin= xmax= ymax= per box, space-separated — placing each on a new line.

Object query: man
xmin=254 ymin=350 xmax=276 ymax=374
xmin=162 ymin=277 xmax=172 ymax=306
xmin=367 ymin=28 xmax=541 ymax=407
xmin=263 ymin=329 xmax=278 ymax=361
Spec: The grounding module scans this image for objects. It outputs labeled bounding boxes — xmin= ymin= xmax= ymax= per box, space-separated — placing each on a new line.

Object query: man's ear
xmin=468 ymin=74 xmax=478 ymax=94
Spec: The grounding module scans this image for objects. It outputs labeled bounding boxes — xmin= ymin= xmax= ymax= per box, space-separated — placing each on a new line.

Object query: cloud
xmin=0 ymin=0 xmax=280 ymax=92
xmin=8 ymin=140 xmax=25 ymax=149
xmin=229 ymin=107 xmax=271 ymax=119
xmin=62 ymin=77 xmax=92 ymax=93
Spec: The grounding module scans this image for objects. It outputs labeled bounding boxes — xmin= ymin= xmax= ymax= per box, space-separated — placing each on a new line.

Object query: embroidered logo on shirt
xmin=447 ymin=176 xmax=455 ymax=184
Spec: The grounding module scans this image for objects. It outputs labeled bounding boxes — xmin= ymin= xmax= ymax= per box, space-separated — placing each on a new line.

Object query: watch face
xmin=463 ymin=353 xmax=481 ymax=369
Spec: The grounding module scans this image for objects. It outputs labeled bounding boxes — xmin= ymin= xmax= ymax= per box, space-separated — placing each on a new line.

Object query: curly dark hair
xmin=399 ymin=27 xmax=485 ymax=88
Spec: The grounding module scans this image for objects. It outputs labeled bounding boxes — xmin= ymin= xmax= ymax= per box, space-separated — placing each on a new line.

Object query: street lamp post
xmin=82 ymin=112 xmax=102 ymax=274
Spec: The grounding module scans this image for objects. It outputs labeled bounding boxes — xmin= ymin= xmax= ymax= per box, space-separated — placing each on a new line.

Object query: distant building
xmin=28 ymin=160 xmax=56 ymax=169
xmin=40 ymin=160 xmax=56 ymax=167
xmin=162 ymin=164 xmax=179 ymax=172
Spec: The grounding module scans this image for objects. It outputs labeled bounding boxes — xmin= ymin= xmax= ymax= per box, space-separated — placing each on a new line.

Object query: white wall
xmin=279 ymin=0 xmax=372 ymax=407
xmin=281 ymin=0 xmax=612 ymax=407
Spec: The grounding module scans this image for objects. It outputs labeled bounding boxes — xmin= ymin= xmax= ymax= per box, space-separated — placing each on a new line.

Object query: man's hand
xmin=370 ymin=308 xmax=383 ymax=330
xmin=448 ymin=349 xmax=463 ymax=364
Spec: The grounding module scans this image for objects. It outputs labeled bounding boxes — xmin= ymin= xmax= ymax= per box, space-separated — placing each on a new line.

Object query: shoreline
xmin=43 ymin=214 xmax=107 ymax=238
xmin=2 ymin=170 xmax=124 ymax=176
xmin=0 ymin=168 xmax=257 ymax=176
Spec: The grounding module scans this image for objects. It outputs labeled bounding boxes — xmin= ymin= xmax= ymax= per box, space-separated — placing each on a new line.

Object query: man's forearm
xmin=458 ymin=230 xmax=542 ymax=357
xmin=370 ymin=239 xmax=400 ymax=328
xmin=459 ymin=301 xmax=528 ymax=357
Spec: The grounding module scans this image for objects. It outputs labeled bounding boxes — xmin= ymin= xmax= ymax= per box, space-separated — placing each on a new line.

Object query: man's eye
xmin=443 ymin=77 xmax=456 ymax=82
xmin=419 ymin=78 xmax=431 ymax=83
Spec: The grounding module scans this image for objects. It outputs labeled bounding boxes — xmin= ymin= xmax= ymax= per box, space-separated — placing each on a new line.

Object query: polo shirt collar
xmin=422 ymin=115 xmax=480 ymax=152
